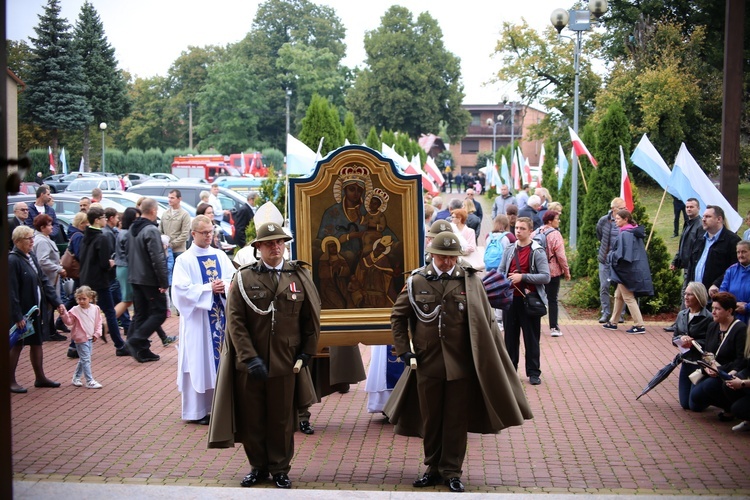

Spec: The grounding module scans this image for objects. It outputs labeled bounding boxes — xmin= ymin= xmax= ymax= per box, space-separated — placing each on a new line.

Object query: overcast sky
xmin=7 ymin=0 xmax=571 ymax=104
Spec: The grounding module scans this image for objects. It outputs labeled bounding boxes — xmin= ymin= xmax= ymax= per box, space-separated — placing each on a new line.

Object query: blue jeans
xmin=74 ymin=340 xmax=94 ymax=382
xmin=678 ymin=363 xmax=696 ymax=409
xmin=110 ymin=278 xmax=131 ymax=334
xmin=689 ymin=376 xmax=731 ymax=412
xmin=96 ymin=286 xmax=124 ymax=349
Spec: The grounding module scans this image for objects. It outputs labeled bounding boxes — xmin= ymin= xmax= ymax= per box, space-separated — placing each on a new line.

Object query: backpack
xmin=532 ymin=227 xmax=559 ymax=259
xmin=484 ymin=231 xmax=508 ymax=270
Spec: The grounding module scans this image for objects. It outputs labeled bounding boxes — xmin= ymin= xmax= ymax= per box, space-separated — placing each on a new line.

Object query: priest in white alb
xmin=172 ymin=215 xmax=236 ymax=424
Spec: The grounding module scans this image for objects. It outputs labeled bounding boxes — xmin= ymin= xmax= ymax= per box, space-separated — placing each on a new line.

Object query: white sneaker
xmin=732 ymin=420 xmax=750 ymax=432
xmin=71 ymin=377 xmax=82 ymax=387
xmin=86 ymin=380 xmax=103 ymax=389
xmin=550 ymin=328 xmax=562 ymax=337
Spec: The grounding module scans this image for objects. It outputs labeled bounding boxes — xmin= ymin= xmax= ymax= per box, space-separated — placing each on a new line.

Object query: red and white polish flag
xmin=568 ymin=127 xmax=598 ymax=167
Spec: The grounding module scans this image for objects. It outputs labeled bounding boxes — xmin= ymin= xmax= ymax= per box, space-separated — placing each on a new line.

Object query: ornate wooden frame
xmin=289 ymin=145 xmax=424 ymax=346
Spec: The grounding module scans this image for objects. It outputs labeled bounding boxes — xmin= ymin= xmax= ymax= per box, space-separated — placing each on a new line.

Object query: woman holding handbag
xmin=689 ymin=292 xmax=747 ymax=416
xmin=498 ymin=216 xmax=550 ymax=386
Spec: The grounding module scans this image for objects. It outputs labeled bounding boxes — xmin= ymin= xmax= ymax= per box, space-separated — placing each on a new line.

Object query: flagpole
xmin=646 ymin=188 xmax=668 ymax=250
xmin=578 ymin=160 xmax=589 ymax=194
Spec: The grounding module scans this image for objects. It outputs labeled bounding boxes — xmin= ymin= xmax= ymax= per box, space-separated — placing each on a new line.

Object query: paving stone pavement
xmin=9 ymin=195 xmax=750 ymax=496
xmin=10 ymin=315 xmax=750 ymax=496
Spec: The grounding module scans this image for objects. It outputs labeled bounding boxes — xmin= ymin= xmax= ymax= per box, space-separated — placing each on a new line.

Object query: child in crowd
xmin=62 ymin=286 xmax=103 ymax=389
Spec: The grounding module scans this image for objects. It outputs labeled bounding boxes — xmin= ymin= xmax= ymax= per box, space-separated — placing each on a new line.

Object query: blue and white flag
xmin=60 ymin=147 xmax=68 ymax=175
xmin=500 ymin=155 xmax=511 ymax=188
xmin=630 ymin=134 xmax=680 ymax=198
xmin=669 ymin=143 xmax=742 ymax=232
xmin=286 ymin=134 xmax=318 ymax=176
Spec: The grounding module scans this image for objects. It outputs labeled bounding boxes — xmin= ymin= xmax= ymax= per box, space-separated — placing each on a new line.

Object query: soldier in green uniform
xmin=209 ymin=222 xmax=320 ymax=489
xmin=389 ymin=231 xmax=532 ymax=492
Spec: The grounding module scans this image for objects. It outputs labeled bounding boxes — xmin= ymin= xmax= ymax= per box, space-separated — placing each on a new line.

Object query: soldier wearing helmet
xmin=209 ymin=221 xmax=321 ymax=490
xmin=388 ymin=231 xmax=533 ymax=492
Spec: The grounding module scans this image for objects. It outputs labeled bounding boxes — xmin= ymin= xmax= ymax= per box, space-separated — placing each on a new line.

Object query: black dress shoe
xmin=445 ymin=477 xmax=465 ymax=492
xmin=272 ymin=472 xmax=292 ymax=489
xmin=299 ymin=420 xmax=314 ymax=434
xmin=55 ymin=319 xmax=70 ymax=333
xmin=49 ymin=332 xmax=67 ymax=341
xmin=663 ymin=324 xmax=676 ymax=332
xmin=190 ymin=415 xmax=210 ymax=425
xmin=240 ymin=468 xmax=269 ymax=487
xmin=413 ymin=472 xmax=441 ymax=487
xmin=115 ymin=347 xmax=130 ymax=357
xmin=34 ymin=380 xmax=61 ymax=388
xmin=67 ymin=348 xmax=79 ymax=359
xmin=10 ymin=386 xmax=27 ymax=394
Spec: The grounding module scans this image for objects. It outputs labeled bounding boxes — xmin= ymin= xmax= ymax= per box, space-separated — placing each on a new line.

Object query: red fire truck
xmin=228 ymin=152 xmax=269 ymax=177
xmin=171 ymin=155 xmax=242 ymax=182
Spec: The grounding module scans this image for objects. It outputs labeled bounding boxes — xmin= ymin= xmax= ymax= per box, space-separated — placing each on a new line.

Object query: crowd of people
xmin=8 ymin=170 xmax=750 ymax=491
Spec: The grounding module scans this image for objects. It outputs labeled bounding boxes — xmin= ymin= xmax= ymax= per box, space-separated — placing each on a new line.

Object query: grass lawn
xmin=636 ymin=181 xmax=750 ymax=256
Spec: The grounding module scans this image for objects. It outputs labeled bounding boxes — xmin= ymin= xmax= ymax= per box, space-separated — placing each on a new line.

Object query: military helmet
xmin=427 ymin=231 xmax=464 ymax=256
xmin=426 ymin=220 xmax=454 ymax=238
xmin=251 ymin=222 xmax=292 ymax=247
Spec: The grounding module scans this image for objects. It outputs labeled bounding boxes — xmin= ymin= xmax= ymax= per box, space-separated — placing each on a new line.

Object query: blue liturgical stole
xmin=197 ymin=254 xmax=225 ymax=370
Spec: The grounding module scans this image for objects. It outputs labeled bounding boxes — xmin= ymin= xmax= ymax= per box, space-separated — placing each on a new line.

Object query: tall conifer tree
xmin=24 ymin=0 xmax=90 ymax=154
xmin=73 ymin=1 xmax=130 ymax=170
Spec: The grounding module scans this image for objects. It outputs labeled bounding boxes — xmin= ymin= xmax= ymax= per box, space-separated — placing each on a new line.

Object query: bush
xmin=124 ymin=149 xmax=145 ymax=173
xmin=144 ymin=148 xmax=165 ymax=174
xmin=104 ymin=149 xmax=126 ymax=174
xmin=25 ymin=149 xmax=49 ymax=180
xmin=262 ymin=148 xmax=284 ymax=172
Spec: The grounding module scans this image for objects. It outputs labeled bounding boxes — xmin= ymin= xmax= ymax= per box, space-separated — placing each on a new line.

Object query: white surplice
xmin=172 ymin=244 xmax=236 ymax=420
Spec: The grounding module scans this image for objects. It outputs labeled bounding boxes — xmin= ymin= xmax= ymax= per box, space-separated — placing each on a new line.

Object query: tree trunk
xmin=82 ymin=127 xmax=90 ymax=172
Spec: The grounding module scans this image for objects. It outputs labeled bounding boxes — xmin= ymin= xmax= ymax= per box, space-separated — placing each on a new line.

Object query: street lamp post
xmin=550 ymin=0 xmax=608 ymax=250
xmin=489 ymin=114 xmax=503 ymax=159
xmin=502 ymin=96 xmax=517 ymax=174
xmin=285 ymin=88 xmax=292 ymax=138
xmin=99 ymin=122 xmax=107 ymax=173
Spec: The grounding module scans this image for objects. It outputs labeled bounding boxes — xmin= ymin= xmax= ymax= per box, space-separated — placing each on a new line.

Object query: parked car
xmin=44 ymin=172 xmax=104 ymax=193
xmin=65 ymin=177 xmax=123 ymax=193
xmin=128 ymin=182 xmax=251 ymax=244
xmin=8 ymin=193 xmax=127 ymax=218
xmin=101 ymin=191 xmax=166 ymax=220
xmin=149 ymin=195 xmax=233 ymax=242
xmin=124 ymin=173 xmax=153 ymax=186
xmin=11 ymin=182 xmax=39 ymax=195
xmin=213 ymin=176 xmax=264 ymax=197
xmin=149 ymin=173 xmax=179 ymax=182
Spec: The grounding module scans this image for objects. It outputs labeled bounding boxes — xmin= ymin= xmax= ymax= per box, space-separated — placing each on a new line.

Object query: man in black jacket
xmin=231 ymin=192 xmax=256 ymax=249
xmin=687 ymin=205 xmax=740 ymax=298
xmin=125 ymin=198 xmax=169 ymax=362
xmin=665 ymin=198 xmax=704 ymax=331
xmin=79 ymin=206 xmax=126 ymax=354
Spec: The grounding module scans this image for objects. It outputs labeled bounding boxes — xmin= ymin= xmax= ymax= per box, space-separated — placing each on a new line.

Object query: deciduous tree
xmin=346 ymin=6 xmax=470 ymax=143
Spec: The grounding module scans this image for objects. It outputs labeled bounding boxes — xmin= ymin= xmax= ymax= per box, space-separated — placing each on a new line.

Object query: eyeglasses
xmin=193 ymin=231 xmax=213 ymax=238
xmin=16 ymin=208 xmax=29 ymax=212
xmin=22 ymin=236 xmax=34 ymax=241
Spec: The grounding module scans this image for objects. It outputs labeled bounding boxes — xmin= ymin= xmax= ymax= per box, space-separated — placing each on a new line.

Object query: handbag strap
xmin=512 ymin=246 xmax=529 ymax=295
